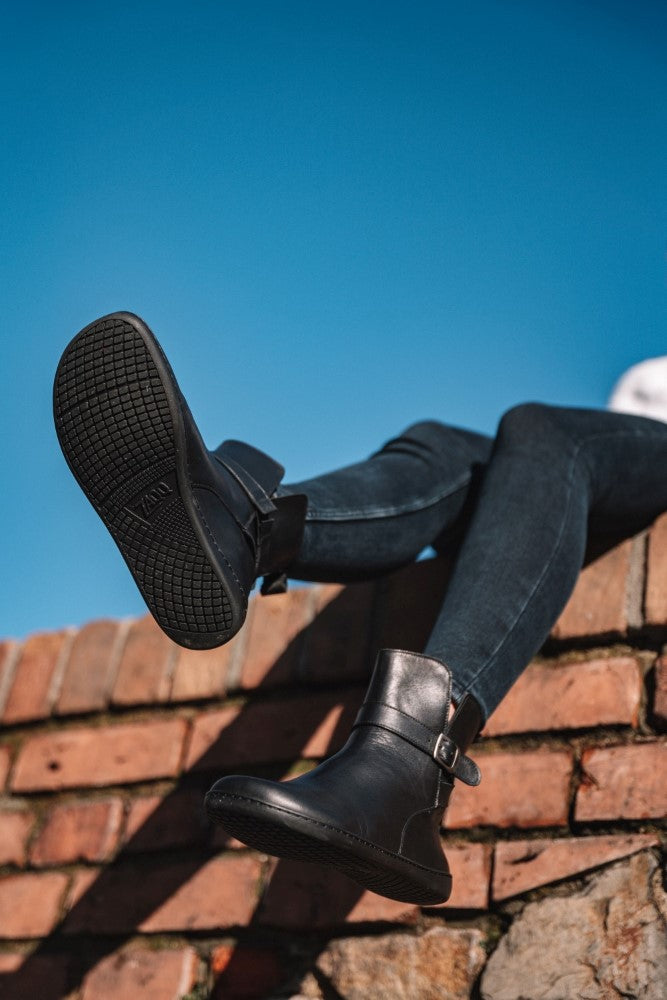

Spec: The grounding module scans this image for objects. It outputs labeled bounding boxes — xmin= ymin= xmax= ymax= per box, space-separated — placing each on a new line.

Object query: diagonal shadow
xmin=0 ymin=569 xmax=443 ymax=999
xmin=0 ymin=528 xmax=635 ymax=999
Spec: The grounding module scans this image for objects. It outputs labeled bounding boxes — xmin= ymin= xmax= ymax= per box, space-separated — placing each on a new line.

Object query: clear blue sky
xmin=1 ymin=1 xmax=666 ymax=639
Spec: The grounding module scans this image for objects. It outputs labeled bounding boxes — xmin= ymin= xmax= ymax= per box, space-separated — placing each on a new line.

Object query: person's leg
xmin=424 ymin=401 xmax=667 ymax=722
xmin=279 ymin=419 xmax=493 ymax=582
xmin=55 ymin=312 xmax=496 ymax=651
xmin=207 ymin=399 xmax=667 ymax=905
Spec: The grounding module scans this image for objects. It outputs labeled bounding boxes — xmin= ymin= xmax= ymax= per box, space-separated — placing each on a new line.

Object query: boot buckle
xmin=433 ymin=733 xmax=459 ymax=773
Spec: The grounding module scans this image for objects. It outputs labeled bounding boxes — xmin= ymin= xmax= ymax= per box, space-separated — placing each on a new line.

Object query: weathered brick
xmin=259 ymin=843 xmax=490 ymax=928
xmin=483 ymin=656 xmax=642 ymax=736
xmin=80 ymin=946 xmax=198 ymax=1000
xmin=2 ymin=631 xmax=68 ymax=723
xmin=30 ymin=798 xmax=123 ymax=866
xmin=300 ymin=582 xmax=375 ymax=684
xmin=551 ymin=540 xmax=631 ymax=639
xmin=298 ymin=926 xmax=487 ymax=999
xmin=0 ymin=951 xmax=70 ymax=1000
xmin=0 ymin=639 xmax=19 ymax=715
xmin=445 ymin=749 xmax=573 ymax=829
xmin=187 ymin=690 xmax=361 ymax=771
xmin=644 ymin=513 xmax=667 ymax=626
xmin=211 ymin=944 xmax=285 ymax=1000
xmin=442 ymin=843 xmax=492 ymax=910
xmin=575 ymin=741 xmax=667 ymax=820
xmin=373 ymin=558 xmax=452 ymax=653
xmin=111 ymin=616 xmax=174 ymax=706
xmin=0 ymin=808 xmax=35 ymax=866
xmin=652 ymin=655 xmax=667 ymax=729
xmin=240 ymin=588 xmax=313 ymax=689
xmin=56 ymin=620 xmax=122 ymax=715
xmin=493 ymin=832 xmax=660 ymax=900
xmin=170 ymin=641 xmax=232 ymax=702
xmin=65 ymin=855 xmax=262 ymax=933
xmin=259 ymin=859 xmax=410 ymax=928
xmin=0 ymin=871 xmax=68 ymax=937
xmin=123 ymin=790 xmax=209 ymax=852
xmin=0 ymin=746 xmax=10 ymax=789
xmin=12 ymin=718 xmax=187 ymax=792
xmin=66 ymin=866 xmax=98 ymax=910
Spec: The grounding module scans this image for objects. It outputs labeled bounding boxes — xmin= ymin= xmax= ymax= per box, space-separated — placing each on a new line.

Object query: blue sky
xmin=1 ymin=0 xmax=666 ymax=638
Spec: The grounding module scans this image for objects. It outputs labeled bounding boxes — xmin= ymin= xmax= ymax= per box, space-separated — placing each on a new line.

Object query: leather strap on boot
xmin=353 ymin=692 xmax=482 ymax=786
xmin=212 ymin=440 xmax=307 ymax=594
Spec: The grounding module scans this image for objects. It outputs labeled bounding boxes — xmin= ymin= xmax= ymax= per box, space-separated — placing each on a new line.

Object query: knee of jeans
xmin=496 ymin=402 xmax=562 ymax=446
xmin=376 ymin=420 xmax=450 ymax=457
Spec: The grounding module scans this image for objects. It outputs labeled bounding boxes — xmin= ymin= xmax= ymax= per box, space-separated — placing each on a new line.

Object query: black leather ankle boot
xmin=205 ymin=649 xmax=482 ymax=904
xmin=53 ymin=312 xmax=307 ymax=650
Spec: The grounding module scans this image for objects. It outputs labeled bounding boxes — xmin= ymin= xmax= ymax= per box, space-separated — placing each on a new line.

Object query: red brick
xmin=575 ymin=740 xmax=667 ymax=820
xmin=0 ymin=745 xmax=10 ymax=789
xmin=187 ymin=690 xmax=361 ymax=772
xmin=81 ymin=946 xmax=198 ymax=1000
xmin=66 ymin=866 xmax=99 ymax=910
xmin=652 ymin=655 xmax=667 ymax=729
xmin=170 ymin=641 xmax=232 ymax=702
xmin=0 ymin=954 xmax=23 ymax=971
xmin=241 ymin=588 xmax=313 ymax=688
xmin=300 ymin=582 xmax=375 ymax=684
xmin=0 ymin=639 xmax=19 ymax=714
xmin=111 ymin=616 xmax=174 ymax=706
xmin=65 ymin=854 xmax=262 ymax=933
xmin=0 ymin=951 xmax=70 ymax=1000
xmin=492 ymin=832 xmax=660 ymax=901
xmin=551 ymin=540 xmax=631 ymax=639
xmin=3 ymin=632 xmax=69 ymax=723
xmin=259 ymin=843 xmax=490 ymax=928
xmin=211 ymin=944 xmax=284 ymax=1000
xmin=373 ymin=558 xmax=453 ymax=654
xmin=441 ymin=843 xmax=492 ymax=909
xmin=0 ymin=871 xmax=68 ymax=937
xmin=123 ymin=790 xmax=209 ymax=852
xmin=483 ymin=656 xmax=642 ymax=736
xmin=56 ymin=620 xmax=123 ymax=715
xmin=445 ymin=749 xmax=573 ymax=829
xmin=259 ymin=860 xmax=409 ymax=928
xmin=12 ymin=718 xmax=187 ymax=792
xmin=30 ymin=798 xmax=123 ymax=866
xmin=0 ymin=808 xmax=35 ymax=866
xmin=345 ymin=843 xmax=492 ymax=914
xmin=644 ymin=513 xmax=667 ymax=625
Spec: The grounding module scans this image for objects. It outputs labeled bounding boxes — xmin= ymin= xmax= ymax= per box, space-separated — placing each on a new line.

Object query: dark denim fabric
xmin=281 ymin=403 xmax=667 ymax=722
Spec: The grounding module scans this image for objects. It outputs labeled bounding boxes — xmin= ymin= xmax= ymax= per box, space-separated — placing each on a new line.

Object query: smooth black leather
xmin=53 ymin=311 xmax=308 ymax=651
xmin=156 ymin=327 xmax=309 ymax=613
xmin=206 ymin=648 xmax=482 ymax=895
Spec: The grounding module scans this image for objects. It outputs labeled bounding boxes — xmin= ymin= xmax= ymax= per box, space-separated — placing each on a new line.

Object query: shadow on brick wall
xmin=0 ymin=530 xmax=632 ymax=998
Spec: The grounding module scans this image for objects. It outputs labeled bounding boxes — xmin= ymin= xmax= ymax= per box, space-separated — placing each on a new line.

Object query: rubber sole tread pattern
xmin=54 ymin=316 xmax=234 ymax=638
xmin=207 ymin=795 xmax=450 ymax=905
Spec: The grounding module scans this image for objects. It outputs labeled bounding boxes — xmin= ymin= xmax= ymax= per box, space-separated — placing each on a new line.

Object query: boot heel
xmin=213 ymin=440 xmax=285 ymax=495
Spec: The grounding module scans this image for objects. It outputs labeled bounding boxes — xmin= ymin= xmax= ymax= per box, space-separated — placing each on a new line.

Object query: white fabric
xmin=608 ymin=356 xmax=667 ymax=424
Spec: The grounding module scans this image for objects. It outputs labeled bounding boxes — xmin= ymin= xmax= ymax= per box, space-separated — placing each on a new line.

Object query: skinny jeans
xmin=279 ymin=403 xmax=667 ymax=723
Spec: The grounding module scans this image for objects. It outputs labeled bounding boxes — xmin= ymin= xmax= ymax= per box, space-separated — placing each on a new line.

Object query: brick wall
xmin=0 ymin=515 xmax=666 ymax=999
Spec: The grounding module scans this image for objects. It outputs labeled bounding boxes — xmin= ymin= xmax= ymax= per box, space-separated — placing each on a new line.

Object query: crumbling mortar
xmin=542 ymin=626 xmax=667 ymax=660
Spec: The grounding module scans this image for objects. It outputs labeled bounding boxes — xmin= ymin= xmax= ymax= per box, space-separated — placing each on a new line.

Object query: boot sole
xmin=53 ymin=312 xmax=244 ymax=649
xmin=205 ymin=789 xmax=452 ymax=906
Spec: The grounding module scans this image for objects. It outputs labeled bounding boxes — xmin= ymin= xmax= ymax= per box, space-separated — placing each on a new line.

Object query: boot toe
xmin=205 ymin=773 xmax=333 ymax=828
